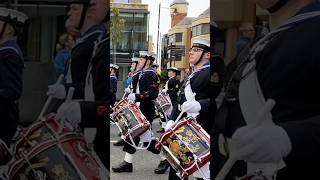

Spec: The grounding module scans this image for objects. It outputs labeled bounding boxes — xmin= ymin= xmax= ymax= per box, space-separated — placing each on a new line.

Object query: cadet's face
xmin=255 ymin=0 xmax=279 ymax=9
xmin=189 ymin=47 xmax=204 ymax=65
xmin=137 ymin=58 xmax=146 ymax=69
xmin=130 ymin=63 xmax=137 ymax=71
xmin=88 ymin=0 xmax=108 ymax=23
xmin=168 ymin=70 xmax=175 ymax=78
xmin=67 ymin=4 xmax=83 ymax=29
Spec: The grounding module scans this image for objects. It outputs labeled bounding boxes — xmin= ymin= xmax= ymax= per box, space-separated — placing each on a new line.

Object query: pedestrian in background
xmin=235 ymin=22 xmax=255 ymax=55
xmin=53 ymin=33 xmax=75 ymax=82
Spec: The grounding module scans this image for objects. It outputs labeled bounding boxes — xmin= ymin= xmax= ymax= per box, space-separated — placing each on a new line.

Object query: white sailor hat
xmin=167 ymin=66 xmax=179 ymax=72
xmin=139 ymin=51 xmax=149 ymax=58
xmin=192 ymin=37 xmax=210 ymax=51
xmin=131 ymin=57 xmax=139 ymax=63
xmin=110 ymin=63 xmax=119 ymax=70
xmin=0 ymin=8 xmax=28 ymax=26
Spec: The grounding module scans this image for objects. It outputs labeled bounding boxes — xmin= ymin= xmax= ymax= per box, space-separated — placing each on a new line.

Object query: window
xmin=175 ymin=33 xmax=183 ymax=42
xmin=192 ymin=25 xmax=201 ymax=37
xmin=169 ymin=34 xmax=175 ymax=44
xmin=192 ymin=23 xmax=210 ymax=37
xmin=202 ymin=23 xmax=210 ymax=35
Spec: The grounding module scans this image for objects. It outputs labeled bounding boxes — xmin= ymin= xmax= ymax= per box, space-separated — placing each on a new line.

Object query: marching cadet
xmin=112 ymin=51 xmax=160 ymax=173
xmin=154 ymin=66 xmax=180 ymax=174
xmin=166 ymin=37 xmax=222 ymax=180
xmin=0 ymin=7 xmax=28 ymax=146
xmin=113 ymin=57 xmax=142 ymax=147
xmin=157 ymin=66 xmax=180 ymax=133
xmin=55 ymin=0 xmax=109 ymax=169
xmin=110 ymin=63 xmax=119 ymax=106
xmin=212 ymin=0 xmax=320 ymax=179
xmin=47 ymin=0 xmax=106 ymax=100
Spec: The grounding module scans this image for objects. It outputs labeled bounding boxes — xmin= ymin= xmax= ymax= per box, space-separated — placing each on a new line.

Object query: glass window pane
xmin=175 ymin=33 xmax=182 ymax=42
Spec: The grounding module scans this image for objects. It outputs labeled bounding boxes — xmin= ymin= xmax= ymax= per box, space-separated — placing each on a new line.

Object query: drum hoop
xmin=124 ymin=125 xmax=151 ymax=149
xmin=157 ymin=117 xmax=210 ymax=176
xmin=114 ymin=103 xmax=149 ymax=136
xmin=8 ymin=135 xmax=85 ymax=178
xmin=14 ymin=115 xmax=68 ymax=154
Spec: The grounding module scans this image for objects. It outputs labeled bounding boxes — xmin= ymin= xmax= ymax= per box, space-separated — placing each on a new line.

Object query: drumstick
xmin=174 ymin=110 xmax=185 ymax=123
xmin=65 ymin=87 xmax=75 ymax=103
xmin=57 ymin=87 xmax=75 ymax=133
xmin=37 ymin=75 xmax=64 ymax=120
xmin=215 ymin=99 xmax=275 ymax=180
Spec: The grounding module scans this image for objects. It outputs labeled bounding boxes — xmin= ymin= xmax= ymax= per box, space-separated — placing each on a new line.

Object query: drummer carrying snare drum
xmin=112 ymin=51 xmax=161 ymax=173
xmin=165 ymin=37 xmax=223 ymax=180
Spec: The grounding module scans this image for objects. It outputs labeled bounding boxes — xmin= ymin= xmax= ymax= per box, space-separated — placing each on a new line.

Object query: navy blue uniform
xmin=123 ymin=67 xmax=160 ymax=154
xmin=110 ymin=75 xmax=117 ymax=106
xmin=65 ymin=24 xmax=105 ymax=99
xmin=171 ymin=65 xmax=211 ymax=132
xmin=0 ymin=40 xmax=24 ymax=145
xmin=166 ymin=77 xmax=180 ymax=105
xmin=78 ymin=32 xmax=109 ymax=169
xmin=213 ymin=2 xmax=320 ymax=179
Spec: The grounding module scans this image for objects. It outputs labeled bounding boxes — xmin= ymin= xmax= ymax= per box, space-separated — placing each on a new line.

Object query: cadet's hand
xmin=181 ymin=100 xmax=201 ymax=113
xmin=161 ymin=89 xmax=167 ymax=93
xmin=128 ymin=93 xmax=136 ymax=102
xmin=46 ymin=84 xmax=66 ymax=99
xmin=165 ymin=120 xmax=175 ymax=131
xmin=125 ymin=88 xmax=131 ymax=94
xmin=232 ymin=124 xmax=292 ymax=163
xmin=56 ymin=102 xmax=81 ymax=128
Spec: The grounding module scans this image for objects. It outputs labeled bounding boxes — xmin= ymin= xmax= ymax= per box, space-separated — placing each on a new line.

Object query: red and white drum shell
xmin=155 ymin=92 xmax=172 ymax=116
xmin=111 ymin=98 xmax=150 ymax=143
xmin=8 ymin=113 xmax=108 ymax=180
xmin=157 ymin=117 xmax=210 ymax=179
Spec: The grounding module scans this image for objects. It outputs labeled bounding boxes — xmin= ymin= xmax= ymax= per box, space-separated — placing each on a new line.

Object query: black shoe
xmin=156 ymin=128 xmax=165 ymax=133
xmin=154 ymin=160 xmax=170 ymax=174
xmin=113 ymin=139 xmax=125 ymax=146
xmin=146 ymin=139 xmax=160 ymax=154
xmin=112 ymin=161 xmax=133 ymax=173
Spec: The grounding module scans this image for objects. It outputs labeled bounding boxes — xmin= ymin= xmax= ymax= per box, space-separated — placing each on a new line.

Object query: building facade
xmin=111 ymin=1 xmax=150 ymax=99
xmin=212 ymin=0 xmax=268 ymax=64
xmin=163 ymin=0 xmax=210 ymax=79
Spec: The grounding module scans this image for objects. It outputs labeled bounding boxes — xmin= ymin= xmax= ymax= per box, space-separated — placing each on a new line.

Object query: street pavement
xmin=110 ymin=118 xmax=169 ymax=180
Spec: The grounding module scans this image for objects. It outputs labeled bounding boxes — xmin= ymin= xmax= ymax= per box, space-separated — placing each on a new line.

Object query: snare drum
xmin=111 ymin=98 xmax=151 ymax=145
xmin=155 ymin=92 xmax=172 ymax=116
xmin=7 ymin=114 xmax=108 ymax=180
xmin=157 ymin=117 xmax=210 ymax=179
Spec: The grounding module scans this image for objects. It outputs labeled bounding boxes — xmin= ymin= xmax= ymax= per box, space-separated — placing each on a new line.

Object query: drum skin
xmin=7 ymin=114 xmax=108 ymax=180
xmin=111 ymin=98 xmax=150 ymax=144
xmin=157 ymin=117 xmax=210 ymax=178
xmin=155 ymin=92 xmax=172 ymax=116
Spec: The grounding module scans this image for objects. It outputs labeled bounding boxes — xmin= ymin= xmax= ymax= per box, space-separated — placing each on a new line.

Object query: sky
xmin=141 ymin=0 xmax=210 ymax=60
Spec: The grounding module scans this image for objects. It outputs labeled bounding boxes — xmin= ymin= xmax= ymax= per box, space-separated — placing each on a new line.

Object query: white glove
xmin=181 ymin=100 xmax=201 ymax=113
xmin=125 ymin=88 xmax=131 ymax=94
xmin=46 ymin=84 xmax=66 ymax=99
xmin=165 ymin=120 xmax=175 ymax=131
xmin=232 ymin=124 xmax=292 ymax=163
xmin=56 ymin=102 xmax=81 ymax=128
xmin=161 ymin=89 xmax=167 ymax=93
xmin=128 ymin=93 xmax=136 ymax=102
